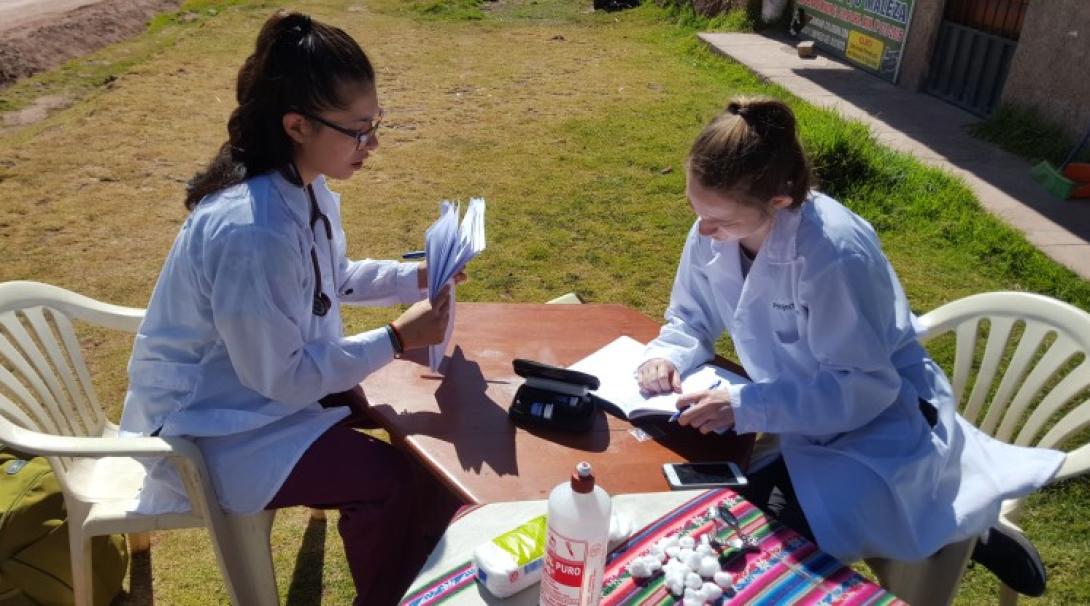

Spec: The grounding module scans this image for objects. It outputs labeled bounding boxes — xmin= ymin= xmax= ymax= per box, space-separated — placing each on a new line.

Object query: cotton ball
xmin=665 ymin=545 xmax=680 ymax=559
xmin=666 ymin=557 xmax=693 ymax=580
xmin=696 ymin=543 xmax=715 ymax=557
xmin=656 ymin=537 xmax=672 ymax=551
xmin=686 ymin=551 xmax=704 ymax=572
xmin=685 ymin=572 xmax=704 ymax=590
xmin=714 ymin=570 xmax=734 ymax=589
xmin=700 ymin=533 xmax=712 ymax=546
xmin=679 ymin=535 xmax=696 ymax=550
xmin=663 ymin=558 xmax=685 ymax=576
xmin=682 ymin=598 xmax=703 ymax=606
xmin=666 ymin=535 xmax=681 ymax=548
xmin=649 ymin=546 xmax=666 ymax=562
xmin=702 ymin=582 xmax=724 ymax=601
xmin=698 ymin=555 xmax=719 ymax=578
xmin=678 ymin=548 xmax=695 ymax=562
xmin=666 ymin=576 xmax=685 ymax=596
xmin=707 ymin=505 xmax=718 ymax=519
xmin=627 ymin=558 xmax=653 ymax=579
xmin=726 ymin=537 xmax=744 ymax=550
xmin=645 ymin=556 xmax=662 ymax=573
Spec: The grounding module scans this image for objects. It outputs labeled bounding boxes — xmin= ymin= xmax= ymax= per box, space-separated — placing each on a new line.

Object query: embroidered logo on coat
xmin=772 ymin=301 xmax=796 ymax=312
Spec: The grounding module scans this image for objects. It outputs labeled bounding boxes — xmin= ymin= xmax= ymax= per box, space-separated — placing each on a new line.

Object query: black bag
xmin=509 ymin=359 xmax=600 ymax=432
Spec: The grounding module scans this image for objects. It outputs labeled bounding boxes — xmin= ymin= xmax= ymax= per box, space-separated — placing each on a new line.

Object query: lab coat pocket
xmin=771 ymin=305 xmax=803 ymax=345
xmin=774 ymin=325 xmax=800 ymax=344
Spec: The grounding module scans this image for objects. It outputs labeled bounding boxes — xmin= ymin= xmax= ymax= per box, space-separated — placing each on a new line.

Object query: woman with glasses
xmin=119 ymin=11 xmax=462 ymax=604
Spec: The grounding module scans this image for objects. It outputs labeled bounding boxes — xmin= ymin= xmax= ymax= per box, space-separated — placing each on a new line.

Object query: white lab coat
xmin=120 ymin=170 xmax=425 ymax=514
xmin=643 ymin=192 xmax=1064 ymax=563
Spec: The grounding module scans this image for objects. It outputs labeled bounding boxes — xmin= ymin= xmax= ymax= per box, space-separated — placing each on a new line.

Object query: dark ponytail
xmin=184 ymin=10 xmax=375 ymax=209
xmin=688 ymin=97 xmax=811 ymax=208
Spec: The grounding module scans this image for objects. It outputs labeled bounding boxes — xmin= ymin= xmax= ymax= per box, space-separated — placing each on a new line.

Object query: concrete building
xmin=818 ymin=0 xmax=1089 ymax=139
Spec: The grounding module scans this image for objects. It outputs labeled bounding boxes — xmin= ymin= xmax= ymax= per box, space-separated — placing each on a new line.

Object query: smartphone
xmin=662 ymin=461 xmax=748 ymax=490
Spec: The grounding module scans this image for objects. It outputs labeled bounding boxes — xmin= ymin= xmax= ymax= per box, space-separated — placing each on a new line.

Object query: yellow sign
xmin=846 ymin=30 xmax=884 ymax=70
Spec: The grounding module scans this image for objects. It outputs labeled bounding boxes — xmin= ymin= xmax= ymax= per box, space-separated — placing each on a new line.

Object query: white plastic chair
xmin=869 ymin=291 xmax=1090 ymax=605
xmin=0 ymin=281 xmax=279 ymax=606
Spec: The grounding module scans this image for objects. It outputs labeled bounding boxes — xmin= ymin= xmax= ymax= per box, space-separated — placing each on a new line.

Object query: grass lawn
xmin=970 ymin=103 xmax=1090 ymax=167
xmin=1 ymin=0 xmax=1088 ymax=603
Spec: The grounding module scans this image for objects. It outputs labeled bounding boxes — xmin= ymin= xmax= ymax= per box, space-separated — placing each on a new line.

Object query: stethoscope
xmin=307 ymin=183 xmax=334 ymax=317
xmin=289 ymin=163 xmax=335 ymax=317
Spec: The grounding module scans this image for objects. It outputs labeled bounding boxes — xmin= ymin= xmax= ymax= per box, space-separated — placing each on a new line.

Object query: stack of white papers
xmin=424 ymin=198 xmax=486 ymax=372
xmin=568 ymin=336 xmax=749 ymax=420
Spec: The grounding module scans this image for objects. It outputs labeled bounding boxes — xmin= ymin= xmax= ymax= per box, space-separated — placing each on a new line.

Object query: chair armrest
xmin=6 ymin=424 xmax=202 ymax=460
xmin=0 ymin=281 xmax=145 ymax=333
xmin=1053 ymin=445 xmax=1090 ymax=483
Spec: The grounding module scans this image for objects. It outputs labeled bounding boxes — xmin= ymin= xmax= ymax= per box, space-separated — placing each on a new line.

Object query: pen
xmin=402 ymin=250 xmax=426 ymax=260
xmin=669 ymin=378 xmax=723 ymax=423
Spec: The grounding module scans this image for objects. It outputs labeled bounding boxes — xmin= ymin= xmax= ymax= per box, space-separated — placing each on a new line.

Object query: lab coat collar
xmin=270 ymin=169 xmax=329 ymax=231
xmin=760 ymin=204 xmax=804 ymax=263
xmin=730 ymin=199 xmax=804 ymax=324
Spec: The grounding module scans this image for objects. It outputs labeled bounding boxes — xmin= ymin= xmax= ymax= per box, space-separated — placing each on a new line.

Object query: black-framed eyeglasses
xmin=304 ymin=109 xmax=384 ymax=150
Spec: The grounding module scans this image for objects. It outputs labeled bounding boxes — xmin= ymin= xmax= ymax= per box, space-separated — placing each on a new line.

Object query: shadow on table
xmin=514 ymin=405 xmax=613 ymax=453
xmin=377 ymin=346 xmax=522 ymax=478
xmin=621 ymin=416 xmax=754 ymax=467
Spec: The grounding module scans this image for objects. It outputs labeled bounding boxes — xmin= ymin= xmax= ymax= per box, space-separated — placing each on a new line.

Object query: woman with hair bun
xmin=637 ymin=97 xmax=1063 ymax=597
xmin=120 ymin=11 xmax=461 ymax=604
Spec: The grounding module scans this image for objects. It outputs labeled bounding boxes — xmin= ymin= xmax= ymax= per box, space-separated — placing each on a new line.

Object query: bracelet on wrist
xmin=386 ymin=322 xmax=405 ymax=357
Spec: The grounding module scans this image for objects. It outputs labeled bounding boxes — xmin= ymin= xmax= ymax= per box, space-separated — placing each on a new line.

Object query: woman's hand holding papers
xmin=416 ymin=262 xmax=468 ymax=289
xmin=637 ymin=358 xmax=683 ymax=395
xmin=392 ymin=285 xmax=453 ymax=349
xmin=675 ymin=390 xmax=735 ymax=434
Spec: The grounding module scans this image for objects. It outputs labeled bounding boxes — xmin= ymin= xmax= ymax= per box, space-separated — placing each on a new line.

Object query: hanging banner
xmin=795 ymin=0 xmax=917 ymax=82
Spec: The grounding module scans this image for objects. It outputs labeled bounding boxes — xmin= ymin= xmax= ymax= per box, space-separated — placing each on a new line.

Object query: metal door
xmin=925 ymin=0 xmax=1028 ymax=116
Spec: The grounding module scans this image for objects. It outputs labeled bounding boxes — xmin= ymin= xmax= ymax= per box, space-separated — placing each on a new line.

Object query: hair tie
xmin=286 ymin=14 xmax=312 ymax=40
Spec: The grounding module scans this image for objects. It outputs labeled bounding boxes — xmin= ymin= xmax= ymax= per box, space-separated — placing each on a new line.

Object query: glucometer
xmin=508 ymin=359 xmax=600 ymax=432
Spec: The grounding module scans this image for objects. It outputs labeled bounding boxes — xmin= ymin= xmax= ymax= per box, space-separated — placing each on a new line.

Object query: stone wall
xmin=1002 ymin=0 xmax=1090 ymax=140
xmin=896 ymin=0 xmax=943 ymax=91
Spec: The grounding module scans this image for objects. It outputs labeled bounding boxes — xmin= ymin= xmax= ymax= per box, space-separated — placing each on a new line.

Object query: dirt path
xmin=0 ymin=0 xmax=181 ymax=88
xmin=0 ymin=0 xmax=108 ymax=31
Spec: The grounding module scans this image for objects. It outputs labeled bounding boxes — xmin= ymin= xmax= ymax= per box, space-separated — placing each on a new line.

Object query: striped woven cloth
xmin=601 ymin=489 xmax=903 ymax=605
xmin=400 ymin=489 xmax=904 ymax=605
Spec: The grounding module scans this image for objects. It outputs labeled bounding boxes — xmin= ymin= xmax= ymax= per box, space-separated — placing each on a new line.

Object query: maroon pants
xmin=266 ymin=390 xmax=461 ymax=605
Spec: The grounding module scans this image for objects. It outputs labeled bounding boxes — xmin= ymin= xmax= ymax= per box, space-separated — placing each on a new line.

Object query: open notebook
xmin=568 ymin=336 xmax=749 ymax=421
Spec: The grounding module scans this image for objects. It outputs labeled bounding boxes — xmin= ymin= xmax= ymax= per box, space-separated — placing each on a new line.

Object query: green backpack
xmin=0 ymin=447 xmax=128 ymax=606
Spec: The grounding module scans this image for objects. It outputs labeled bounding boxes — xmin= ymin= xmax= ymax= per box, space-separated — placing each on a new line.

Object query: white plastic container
xmin=539 ymin=461 xmax=612 ymax=606
xmin=473 ymin=514 xmax=547 ymax=598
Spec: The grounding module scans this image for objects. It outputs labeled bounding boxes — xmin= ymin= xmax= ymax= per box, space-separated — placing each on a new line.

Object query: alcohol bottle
xmin=539 ymin=461 xmax=612 ymax=606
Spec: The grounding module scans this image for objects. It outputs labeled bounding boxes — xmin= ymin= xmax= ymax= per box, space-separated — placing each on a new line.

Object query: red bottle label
xmin=540 ymin=530 xmax=588 ymax=605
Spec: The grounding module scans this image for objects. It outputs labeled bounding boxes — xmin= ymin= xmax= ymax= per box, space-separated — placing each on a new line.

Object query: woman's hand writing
xmin=675 ymin=389 xmax=735 ymax=434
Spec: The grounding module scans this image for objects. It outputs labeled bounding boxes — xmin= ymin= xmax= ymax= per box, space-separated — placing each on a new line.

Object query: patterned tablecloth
xmin=401 ymin=489 xmax=904 ymax=606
